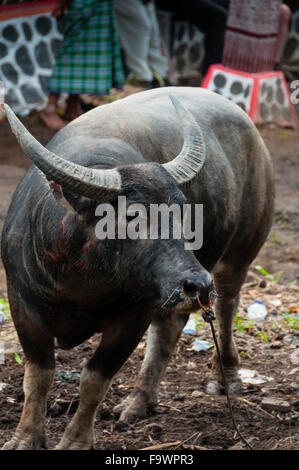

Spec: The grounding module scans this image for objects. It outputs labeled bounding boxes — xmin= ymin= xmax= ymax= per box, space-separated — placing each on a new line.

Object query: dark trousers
xmin=156 ymin=0 xmax=229 ymax=74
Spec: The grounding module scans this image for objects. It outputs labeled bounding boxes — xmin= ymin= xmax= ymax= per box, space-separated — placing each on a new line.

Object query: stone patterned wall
xmin=170 ymin=21 xmax=205 ymax=84
xmin=207 ymin=69 xmax=253 ymax=113
xmin=259 ymin=75 xmax=293 ymax=123
xmin=157 ymin=11 xmax=205 ymax=85
xmin=0 ymin=12 xmax=63 ymax=115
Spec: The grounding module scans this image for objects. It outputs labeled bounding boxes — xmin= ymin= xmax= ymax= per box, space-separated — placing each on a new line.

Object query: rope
xmin=196 ymin=293 xmax=254 ymax=450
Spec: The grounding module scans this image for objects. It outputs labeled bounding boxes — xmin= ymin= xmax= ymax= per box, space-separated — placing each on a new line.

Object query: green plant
xmin=240 ymin=350 xmax=253 ymax=359
xmin=253 ymin=265 xmax=283 ymax=283
xmin=282 ymin=314 xmax=299 ymax=330
xmin=194 ymin=311 xmax=200 ymax=330
xmin=233 ymin=312 xmax=255 ymax=332
xmin=256 ymin=330 xmax=269 ymax=343
xmin=14 ymin=352 xmax=22 ymax=365
xmin=194 ymin=311 xmax=209 ymax=331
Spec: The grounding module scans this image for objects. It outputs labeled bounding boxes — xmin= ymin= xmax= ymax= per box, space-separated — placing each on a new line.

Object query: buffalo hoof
xmin=113 ymin=392 xmax=155 ymax=423
xmin=56 ymin=439 xmax=92 ymax=450
xmin=1 ymin=432 xmax=46 ymax=450
xmin=206 ymin=377 xmax=242 ymax=396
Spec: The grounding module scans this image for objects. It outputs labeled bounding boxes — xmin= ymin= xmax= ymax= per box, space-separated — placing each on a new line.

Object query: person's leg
xmin=274 ymin=4 xmax=292 ymax=64
xmin=65 ymin=94 xmax=82 ymax=121
xmin=146 ymin=3 xmax=168 ymax=83
xmin=114 ymin=0 xmax=152 ymax=83
xmin=39 ymin=92 xmax=65 ymax=131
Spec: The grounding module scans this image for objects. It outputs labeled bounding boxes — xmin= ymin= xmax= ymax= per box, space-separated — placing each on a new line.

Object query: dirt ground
xmin=0 ymin=101 xmax=298 ymax=451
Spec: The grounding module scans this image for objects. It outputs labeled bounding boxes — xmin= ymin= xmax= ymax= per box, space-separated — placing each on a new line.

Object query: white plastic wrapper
xmin=238 ymin=368 xmax=274 ymax=385
xmin=183 ymin=314 xmax=197 ymax=334
xmin=247 ymin=301 xmax=268 ymax=321
xmin=192 ymin=339 xmax=213 ymax=351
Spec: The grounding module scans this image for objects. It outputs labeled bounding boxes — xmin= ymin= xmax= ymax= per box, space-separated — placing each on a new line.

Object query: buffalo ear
xmin=49 ymin=180 xmax=74 ymax=212
xmin=61 ymin=188 xmax=97 ymax=216
xmin=49 ymin=180 xmax=96 ymax=216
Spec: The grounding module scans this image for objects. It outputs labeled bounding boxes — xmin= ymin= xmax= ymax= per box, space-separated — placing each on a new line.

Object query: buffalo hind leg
xmin=56 ymin=312 xmax=151 ymax=450
xmin=114 ymin=313 xmax=188 ymax=423
xmin=206 ymin=262 xmax=249 ymax=396
xmin=2 ymin=286 xmax=55 ymax=450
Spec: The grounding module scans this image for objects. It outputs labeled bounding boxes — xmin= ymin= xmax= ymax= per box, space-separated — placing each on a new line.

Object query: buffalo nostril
xmin=183 ymin=279 xmax=200 ymax=298
xmin=183 ymin=276 xmax=213 ymax=303
xmin=198 ymin=279 xmax=213 ymax=305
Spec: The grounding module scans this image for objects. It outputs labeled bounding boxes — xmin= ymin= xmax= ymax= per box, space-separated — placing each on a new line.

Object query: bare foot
xmin=39 ymin=106 xmax=65 ymax=131
xmin=64 ymin=110 xmax=83 ymax=121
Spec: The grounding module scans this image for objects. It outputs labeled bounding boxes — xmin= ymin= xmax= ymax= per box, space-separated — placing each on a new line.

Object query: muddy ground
xmin=0 ymin=104 xmax=298 ymax=451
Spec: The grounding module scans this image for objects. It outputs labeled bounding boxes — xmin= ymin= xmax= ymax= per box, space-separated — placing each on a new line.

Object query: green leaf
xmin=253 ymin=265 xmax=268 ymax=276
xmin=14 ymin=352 xmax=22 ymax=365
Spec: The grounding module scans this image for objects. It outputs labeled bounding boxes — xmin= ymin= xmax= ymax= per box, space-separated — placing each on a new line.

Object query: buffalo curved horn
xmin=4 ymin=104 xmax=121 ymax=201
xmin=162 ymin=95 xmax=206 ymax=185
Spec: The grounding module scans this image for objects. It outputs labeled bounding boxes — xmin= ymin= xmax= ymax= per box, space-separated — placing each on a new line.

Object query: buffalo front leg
xmin=114 ymin=313 xmax=188 ymax=423
xmin=55 ymin=367 xmax=110 ymax=450
xmin=206 ymin=263 xmax=249 ymax=396
xmin=56 ymin=312 xmax=151 ymax=450
xmin=2 ymin=288 xmax=55 ymax=450
xmin=2 ymin=362 xmax=54 ymax=450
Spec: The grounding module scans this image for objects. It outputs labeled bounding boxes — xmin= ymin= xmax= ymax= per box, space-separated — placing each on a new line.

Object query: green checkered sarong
xmin=47 ymin=0 xmax=124 ymax=95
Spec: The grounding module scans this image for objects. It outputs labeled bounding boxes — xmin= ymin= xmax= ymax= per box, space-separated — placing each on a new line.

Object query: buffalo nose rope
xmin=196 ymin=292 xmax=254 ymax=451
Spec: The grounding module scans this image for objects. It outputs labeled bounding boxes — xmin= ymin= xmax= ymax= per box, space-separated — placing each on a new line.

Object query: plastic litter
xmin=0 ymin=302 xmax=7 ymax=324
xmin=0 ymin=382 xmax=7 ymax=391
xmin=0 ymin=303 xmax=4 ymax=324
xmin=192 ymin=339 xmax=213 ymax=351
xmin=56 ymin=370 xmax=81 ymax=383
xmin=238 ymin=368 xmax=274 ymax=385
xmin=247 ymin=301 xmax=268 ymax=321
xmin=183 ymin=315 xmax=197 ymax=334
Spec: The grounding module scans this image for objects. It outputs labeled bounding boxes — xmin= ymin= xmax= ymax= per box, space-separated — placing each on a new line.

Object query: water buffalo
xmin=1 ymin=87 xmax=274 ymax=449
